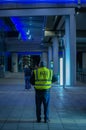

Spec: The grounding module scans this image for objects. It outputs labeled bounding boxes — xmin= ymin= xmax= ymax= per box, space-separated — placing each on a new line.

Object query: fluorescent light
xmin=26 ymin=30 xmax=30 ymax=35
xmin=28 ymin=35 xmax=31 ymax=39
xmin=60 ymin=58 xmax=63 ymax=85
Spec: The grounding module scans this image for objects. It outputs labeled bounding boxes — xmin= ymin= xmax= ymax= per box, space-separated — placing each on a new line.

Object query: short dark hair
xmin=40 ymin=61 xmax=46 ymax=67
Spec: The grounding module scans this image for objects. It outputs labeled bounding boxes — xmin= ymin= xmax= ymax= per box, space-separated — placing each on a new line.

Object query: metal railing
xmin=77 ymin=69 xmax=86 ymax=82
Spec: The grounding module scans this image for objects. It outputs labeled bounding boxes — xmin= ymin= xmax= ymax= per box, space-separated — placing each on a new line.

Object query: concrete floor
xmin=0 ymin=74 xmax=86 ymax=130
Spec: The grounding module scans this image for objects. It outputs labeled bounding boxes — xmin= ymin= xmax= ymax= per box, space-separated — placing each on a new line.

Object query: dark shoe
xmin=37 ymin=120 xmax=41 ymax=123
xmin=44 ymin=119 xmax=50 ymax=123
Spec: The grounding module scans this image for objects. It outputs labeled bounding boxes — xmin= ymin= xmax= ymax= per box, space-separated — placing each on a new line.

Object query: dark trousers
xmin=35 ymin=89 xmax=50 ymax=121
xmin=25 ymin=76 xmax=31 ymax=89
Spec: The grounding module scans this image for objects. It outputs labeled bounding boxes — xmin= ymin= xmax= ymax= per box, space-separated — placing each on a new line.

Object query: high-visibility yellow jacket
xmin=34 ymin=67 xmax=53 ymax=90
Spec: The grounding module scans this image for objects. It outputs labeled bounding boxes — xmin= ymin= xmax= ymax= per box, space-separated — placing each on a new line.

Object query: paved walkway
xmin=0 ymin=77 xmax=86 ymax=130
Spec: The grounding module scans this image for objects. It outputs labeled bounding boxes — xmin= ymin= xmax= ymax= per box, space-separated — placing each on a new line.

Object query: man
xmin=33 ymin=61 xmax=53 ymax=123
xmin=24 ymin=65 xmax=32 ymax=90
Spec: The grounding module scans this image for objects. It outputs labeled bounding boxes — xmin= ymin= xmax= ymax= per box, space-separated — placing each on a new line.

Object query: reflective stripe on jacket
xmin=34 ymin=67 xmax=53 ymax=90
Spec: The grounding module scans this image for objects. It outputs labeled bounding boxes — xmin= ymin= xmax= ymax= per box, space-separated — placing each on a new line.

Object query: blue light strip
xmin=17 ymin=52 xmax=42 ymax=55
xmin=11 ymin=17 xmax=27 ymax=40
xmin=0 ymin=0 xmax=78 ymax=4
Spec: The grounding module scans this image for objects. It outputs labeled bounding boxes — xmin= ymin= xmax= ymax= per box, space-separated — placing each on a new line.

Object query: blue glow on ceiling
xmin=0 ymin=0 xmax=78 ymax=4
xmin=11 ymin=17 xmax=45 ymax=41
xmin=81 ymin=0 xmax=86 ymax=3
xmin=11 ymin=17 xmax=27 ymax=40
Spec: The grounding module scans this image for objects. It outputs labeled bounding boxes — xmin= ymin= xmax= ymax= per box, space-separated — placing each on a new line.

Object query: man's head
xmin=40 ymin=61 xmax=47 ymax=67
xmin=24 ymin=65 xmax=28 ymax=68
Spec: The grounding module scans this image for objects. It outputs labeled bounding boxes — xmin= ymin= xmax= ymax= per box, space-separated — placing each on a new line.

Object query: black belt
xmin=35 ymin=88 xmax=50 ymax=92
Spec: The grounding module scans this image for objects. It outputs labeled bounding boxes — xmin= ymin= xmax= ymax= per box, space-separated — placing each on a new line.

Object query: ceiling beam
xmin=0 ymin=8 xmax=75 ymax=17
xmin=56 ymin=16 xmax=65 ymax=30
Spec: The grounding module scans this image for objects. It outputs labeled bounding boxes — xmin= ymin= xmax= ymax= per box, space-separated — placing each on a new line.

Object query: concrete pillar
xmin=4 ymin=53 xmax=8 ymax=71
xmin=48 ymin=45 xmax=53 ymax=69
xmin=18 ymin=55 xmax=23 ymax=72
xmin=52 ymin=37 xmax=59 ymax=75
xmin=11 ymin=53 xmax=18 ymax=72
xmin=65 ymin=14 xmax=76 ymax=86
xmin=70 ymin=14 xmax=76 ymax=86
xmin=82 ymin=53 xmax=86 ymax=69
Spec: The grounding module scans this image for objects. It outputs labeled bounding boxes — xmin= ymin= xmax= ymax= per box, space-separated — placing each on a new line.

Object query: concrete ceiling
xmin=0 ymin=4 xmax=86 ymax=52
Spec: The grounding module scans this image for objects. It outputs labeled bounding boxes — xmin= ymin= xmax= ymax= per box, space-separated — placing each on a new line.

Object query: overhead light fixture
xmin=26 ymin=30 xmax=30 ymax=35
xmin=29 ymin=23 xmax=32 ymax=26
xmin=76 ymin=3 xmax=81 ymax=15
xmin=28 ymin=35 xmax=31 ymax=40
xmin=76 ymin=11 xmax=79 ymax=15
xmin=42 ymin=28 xmax=45 ymax=31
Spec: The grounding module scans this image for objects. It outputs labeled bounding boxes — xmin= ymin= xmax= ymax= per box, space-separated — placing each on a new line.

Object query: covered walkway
xmin=0 ymin=76 xmax=86 ymax=130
